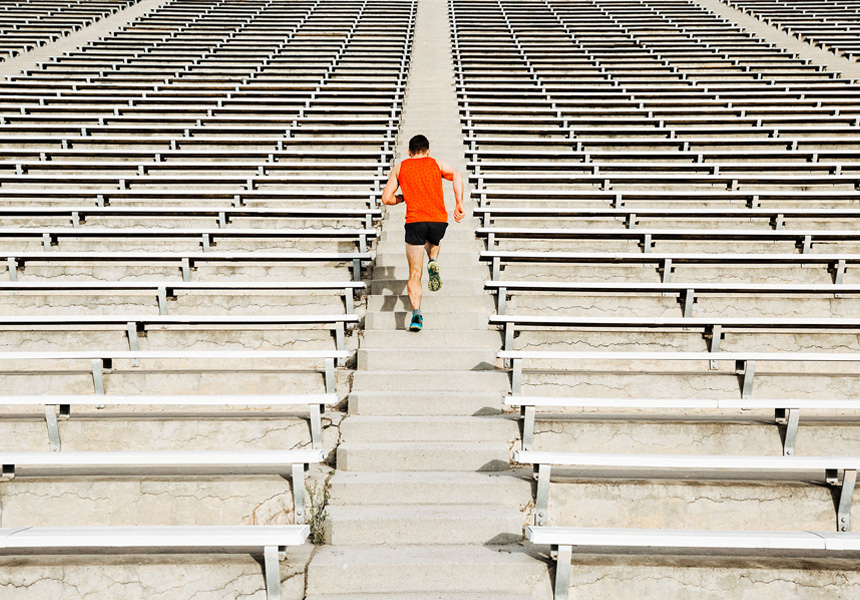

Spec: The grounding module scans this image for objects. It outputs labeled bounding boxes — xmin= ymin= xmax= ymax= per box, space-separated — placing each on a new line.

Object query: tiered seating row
xmin=727 ymin=0 xmax=860 ymax=60
xmin=450 ymin=0 xmax=860 ymax=597
xmin=0 ymin=0 xmax=416 ymax=592
xmin=0 ymin=0 xmax=137 ymax=61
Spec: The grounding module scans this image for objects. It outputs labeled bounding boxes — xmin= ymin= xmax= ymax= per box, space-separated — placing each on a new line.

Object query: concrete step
xmin=325 ymin=504 xmax=523 ymax=545
xmin=336 ymin=441 xmax=511 ymax=471
xmin=328 ymin=471 xmax=532 ymax=506
xmin=305 ymin=544 xmax=550 ymax=595
xmin=358 ymin=348 xmax=498 ymax=370
xmin=360 ymin=329 xmax=501 ymax=349
xmin=347 ymin=391 xmax=504 ymax=416
xmin=366 ymin=293 xmax=495 ymax=312
xmin=340 ymin=415 xmax=518 ymax=442
xmin=365 ymin=309 xmax=489 ymax=330
xmin=371 ymin=264 xmax=489 ymax=280
xmin=370 ymin=277 xmax=485 ymax=295
xmin=1 ymin=476 xmax=301 ymax=527
xmin=352 ymin=370 xmax=510 ymax=393
xmin=373 ymin=248 xmax=481 ymax=265
xmin=305 ymin=594 xmax=534 ymax=600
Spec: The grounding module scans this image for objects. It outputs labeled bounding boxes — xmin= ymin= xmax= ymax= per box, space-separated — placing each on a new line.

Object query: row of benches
xmin=728 ymin=0 xmax=860 ymax=60
xmin=0 ymin=1 xmax=417 ymax=592
xmin=451 ymin=1 xmax=860 ymax=597
xmin=0 ymin=0 xmax=135 ymax=61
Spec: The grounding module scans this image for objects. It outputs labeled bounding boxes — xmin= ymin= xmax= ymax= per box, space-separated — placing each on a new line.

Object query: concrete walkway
xmin=305 ymin=0 xmax=550 ymax=597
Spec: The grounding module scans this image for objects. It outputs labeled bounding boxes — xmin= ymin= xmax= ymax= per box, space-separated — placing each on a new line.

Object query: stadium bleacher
xmin=451 ymin=0 xmax=860 ymax=597
xmin=5 ymin=0 xmax=860 ymax=596
xmin=726 ymin=0 xmax=860 ymax=61
xmin=0 ymin=0 xmax=413 ymax=595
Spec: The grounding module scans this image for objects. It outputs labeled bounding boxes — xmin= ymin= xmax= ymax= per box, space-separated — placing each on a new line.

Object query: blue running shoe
xmin=409 ymin=313 xmax=423 ymax=331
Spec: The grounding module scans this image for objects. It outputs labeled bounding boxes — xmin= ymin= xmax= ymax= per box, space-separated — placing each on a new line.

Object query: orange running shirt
xmin=398 ymin=156 xmax=448 ymax=224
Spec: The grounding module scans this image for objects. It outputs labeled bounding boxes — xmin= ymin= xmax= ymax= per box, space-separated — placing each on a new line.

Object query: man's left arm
xmin=437 ymin=159 xmax=465 ymax=223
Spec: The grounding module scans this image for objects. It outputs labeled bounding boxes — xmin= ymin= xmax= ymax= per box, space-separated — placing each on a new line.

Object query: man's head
xmin=408 ymin=134 xmax=430 ymax=157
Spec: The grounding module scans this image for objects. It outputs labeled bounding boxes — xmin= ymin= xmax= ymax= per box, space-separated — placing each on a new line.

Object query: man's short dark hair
xmin=409 ymin=134 xmax=430 ymax=154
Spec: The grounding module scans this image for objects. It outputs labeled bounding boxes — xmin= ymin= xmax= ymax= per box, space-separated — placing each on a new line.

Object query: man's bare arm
xmin=381 ymin=163 xmax=404 ymax=206
xmin=437 ymin=159 xmax=465 ymax=223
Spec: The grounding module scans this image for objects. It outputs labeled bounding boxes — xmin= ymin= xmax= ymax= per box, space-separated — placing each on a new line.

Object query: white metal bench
xmin=485 ymin=280 xmax=860 ymax=317
xmin=515 ymin=450 xmax=859 ymax=529
xmin=4 ymin=250 xmax=373 ymax=282
xmin=0 ymin=349 xmax=349 ymax=395
xmin=504 ymin=395 xmax=860 ymax=456
xmin=2 ymin=393 xmax=337 ymax=451
xmin=491 ymin=315 xmax=860 ymax=353
xmin=0 ymin=525 xmax=308 ymax=600
xmin=526 ymin=525 xmax=860 ymax=600
xmin=0 ymin=449 xmax=323 ymax=524
xmin=481 ymin=250 xmax=860 ymax=283
xmin=500 ymin=350 xmax=860 ymax=399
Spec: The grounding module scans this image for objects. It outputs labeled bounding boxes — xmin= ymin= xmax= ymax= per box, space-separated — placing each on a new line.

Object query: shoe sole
xmin=428 ymin=262 xmax=442 ymax=292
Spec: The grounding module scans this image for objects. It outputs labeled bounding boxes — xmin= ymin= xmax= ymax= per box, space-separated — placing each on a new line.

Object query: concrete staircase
xmin=305 ymin=0 xmax=549 ymax=596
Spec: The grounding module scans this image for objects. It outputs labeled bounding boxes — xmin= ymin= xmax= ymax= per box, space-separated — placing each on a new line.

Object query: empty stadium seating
xmin=727 ymin=0 xmax=860 ymax=60
xmin=0 ymin=0 xmax=414 ymax=595
xmin=451 ymin=0 xmax=860 ymax=597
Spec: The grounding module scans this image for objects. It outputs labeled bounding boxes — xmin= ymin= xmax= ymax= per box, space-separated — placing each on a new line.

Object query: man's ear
xmin=407 ymin=150 xmax=414 ymax=157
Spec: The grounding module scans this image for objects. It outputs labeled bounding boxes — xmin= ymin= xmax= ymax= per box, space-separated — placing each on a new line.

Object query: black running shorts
xmin=404 ymin=221 xmax=448 ymax=246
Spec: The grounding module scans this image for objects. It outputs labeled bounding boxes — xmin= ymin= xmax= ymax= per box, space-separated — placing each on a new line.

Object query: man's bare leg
xmin=425 ymin=241 xmax=440 ymax=260
xmin=406 ymin=243 xmax=425 ymax=310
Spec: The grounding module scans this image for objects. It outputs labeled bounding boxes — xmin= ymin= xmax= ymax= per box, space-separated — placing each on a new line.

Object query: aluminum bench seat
xmin=474 ymin=207 xmax=860 ymax=229
xmin=516 ymin=451 xmax=860 ymax=529
xmin=4 ymin=250 xmax=372 ymax=281
xmin=481 ymin=250 xmax=860 ymax=283
xmin=476 ymin=227 xmax=860 ymax=252
xmin=499 ymin=349 xmax=860 ymax=399
xmin=0 ymin=158 xmax=389 ymax=172
xmin=2 ymin=392 xmax=338 ymax=450
xmin=486 ymin=280 xmax=860 ymax=317
xmin=0 ymin=525 xmax=307 ymax=600
xmin=0 ymin=227 xmax=376 ymax=254
xmin=491 ymin=315 xmax=860 ymax=352
xmin=0 ymin=206 xmax=382 ymax=229
xmin=0 ymin=172 xmax=387 ymax=189
xmin=470 ymin=188 xmax=860 ymax=209
xmin=504 ymin=394 xmax=860 ymax=455
xmin=0 ymin=188 xmax=384 ymax=209
xmin=468 ymin=160 xmax=853 ymax=175
xmin=0 ymin=313 xmax=359 ymax=352
xmin=526 ymin=525 xmax=860 ymax=600
xmin=464 ymin=135 xmax=860 ymax=151
xmin=0 ymin=280 xmax=365 ymax=314
xmin=0 ymin=349 xmax=349 ymax=396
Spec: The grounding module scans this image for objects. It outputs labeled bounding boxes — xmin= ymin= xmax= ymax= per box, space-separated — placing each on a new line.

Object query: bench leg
xmin=535 ymin=463 xmax=550 ymax=526
xmin=553 ymin=544 xmax=572 ymax=600
xmin=838 ymin=469 xmax=857 ymax=532
xmin=511 ymin=358 xmax=522 ymax=396
xmin=263 ymin=545 xmax=282 ymax=600
xmin=325 ymin=358 xmax=335 ymax=394
xmin=45 ymin=405 xmax=61 ymax=452
xmin=741 ymin=360 xmax=756 ymax=399
xmin=782 ymin=409 xmax=800 ymax=456
xmin=292 ymin=463 xmax=306 ymax=525
xmin=310 ymin=404 xmax=323 ymax=450
xmin=522 ymin=405 xmax=535 ymax=451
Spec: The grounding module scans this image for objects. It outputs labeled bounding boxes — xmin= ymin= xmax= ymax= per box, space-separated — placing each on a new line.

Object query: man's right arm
xmin=381 ymin=163 xmax=404 ymax=205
